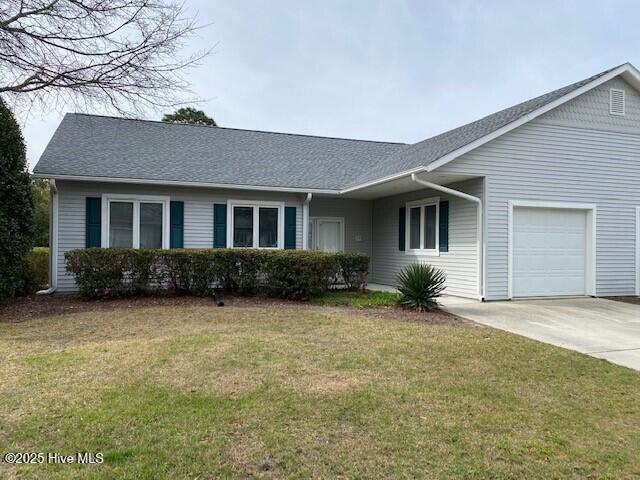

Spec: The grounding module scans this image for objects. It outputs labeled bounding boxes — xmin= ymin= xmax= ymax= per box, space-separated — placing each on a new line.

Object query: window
xmin=409 ymin=207 xmax=421 ymax=249
xmin=233 ymin=206 xmax=253 ymax=247
xmin=405 ymin=197 xmax=439 ymax=254
xmin=140 ymin=203 xmax=163 ymax=249
xmin=228 ymin=201 xmax=284 ymax=249
xmin=424 ymin=205 xmax=437 ymax=250
xmin=109 ymin=202 xmax=133 ymax=247
xmin=103 ymin=195 xmax=169 ymax=249
xmin=259 ymin=207 xmax=278 ymax=247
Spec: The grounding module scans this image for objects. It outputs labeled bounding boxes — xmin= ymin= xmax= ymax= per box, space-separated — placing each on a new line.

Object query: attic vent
xmin=610 ymin=88 xmax=625 ymax=116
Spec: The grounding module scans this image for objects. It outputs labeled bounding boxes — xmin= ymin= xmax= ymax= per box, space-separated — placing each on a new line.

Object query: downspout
xmin=410 ymin=173 xmax=484 ymax=301
xmin=302 ymin=193 xmax=312 ymax=250
xmin=37 ymin=179 xmax=58 ymax=295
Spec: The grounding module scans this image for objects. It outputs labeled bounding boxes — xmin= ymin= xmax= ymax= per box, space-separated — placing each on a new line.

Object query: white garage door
xmin=513 ymin=207 xmax=587 ymax=297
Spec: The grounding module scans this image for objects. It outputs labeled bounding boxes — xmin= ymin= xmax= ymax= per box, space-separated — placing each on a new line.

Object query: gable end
xmin=536 ymin=76 xmax=640 ymax=134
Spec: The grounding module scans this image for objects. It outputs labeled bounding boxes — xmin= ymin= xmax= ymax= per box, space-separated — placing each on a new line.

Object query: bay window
xmin=102 ymin=195 xmax=170 ymax=249
xmin=405 ymin=197 xmax=439 ymax=255
xmin=228 ymin=201 xmax=284 ymax=249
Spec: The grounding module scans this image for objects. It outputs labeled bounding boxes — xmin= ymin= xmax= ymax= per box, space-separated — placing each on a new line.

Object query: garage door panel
xmin=513 ymin=207 xmax=587 ymax=297
xmin=514 ymin=255 xmax=585 ymax=273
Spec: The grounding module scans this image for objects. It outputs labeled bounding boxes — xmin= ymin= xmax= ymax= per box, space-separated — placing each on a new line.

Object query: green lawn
xmin=313 ymin=289 xmax=400 ymax=308
xmin=1 ymin=303 xmax=639 ymax=479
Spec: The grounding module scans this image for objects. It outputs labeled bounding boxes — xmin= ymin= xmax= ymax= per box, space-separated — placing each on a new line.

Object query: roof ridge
xmin=68 ymin=113 xmax=407 ymax=145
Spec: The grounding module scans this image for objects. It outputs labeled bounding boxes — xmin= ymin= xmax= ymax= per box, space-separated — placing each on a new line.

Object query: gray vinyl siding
xmin=309 ymin=197 xmax=372 ymax=256
xmin=54 ymin=181 xmax=304 ymax=293
xmin=295 ymin=206 xmax=303 ymax=249
xmin=436 ymin=77 xmax=640 ymax=299
xmin=537 ymin=77 xmax=640 ymax=134
xmin=370 ymin=178 xmax=482 ymax=299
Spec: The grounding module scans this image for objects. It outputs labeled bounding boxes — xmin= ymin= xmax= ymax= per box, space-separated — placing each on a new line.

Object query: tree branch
xmin=0 ymin=0 xmax=208 ymax=115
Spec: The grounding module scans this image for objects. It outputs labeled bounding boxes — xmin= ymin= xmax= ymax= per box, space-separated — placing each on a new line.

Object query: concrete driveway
xmin=440 ymin=296 xmax=640 ymax=370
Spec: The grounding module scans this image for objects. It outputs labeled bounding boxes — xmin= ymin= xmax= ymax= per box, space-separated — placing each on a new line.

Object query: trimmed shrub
xmin=335 ymin=251 xmax=369 ymax=290
xmin=262 ymin=251 xmax=338 ymax=299
xmin=396 ymin=263 xmax=446 ymax=311
xmin=23 ymin=247 xmax=49 ymax=294
xmin=65 ymin=248 xmax=158 ymax=298
xmin=65 ymin=248 xmax=369 ymax=300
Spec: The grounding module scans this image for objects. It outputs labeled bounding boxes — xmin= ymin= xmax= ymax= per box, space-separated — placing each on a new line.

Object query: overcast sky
xmin=22 ymin=0 xmax=640 ymax=170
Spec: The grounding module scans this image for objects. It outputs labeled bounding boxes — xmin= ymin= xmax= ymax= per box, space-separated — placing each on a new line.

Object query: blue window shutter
xmin=85 ymin=197 xmax=101 ymax=248
xmin=213 ymin=203 xmax=227 ymax=248
xmin=439 ymin=201 xmax=449 ymax=252
xmin=170 ymin=201 xmax=184 ymax=248
xmin=398 ymin=207 xmax=405 ymax=251
xmin=284 ymin=206 xmax=296 ymax=249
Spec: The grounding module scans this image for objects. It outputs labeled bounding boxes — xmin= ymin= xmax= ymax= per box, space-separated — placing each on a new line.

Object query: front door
xmin=311 ymin=217 xmax=344 ymax=252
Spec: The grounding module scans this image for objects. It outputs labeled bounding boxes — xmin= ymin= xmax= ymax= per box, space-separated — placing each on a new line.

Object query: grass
xmin=313 ymin=289 xmax=400 ymax=308
xmin=1 ymin=303 xmax=639 ymax=479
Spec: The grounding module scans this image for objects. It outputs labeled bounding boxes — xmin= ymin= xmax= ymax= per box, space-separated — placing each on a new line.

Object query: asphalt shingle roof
xmin=34 ymin=65 xmax=623 ymax=191
xmin=34 ymin=114 xmax=405 ymax=190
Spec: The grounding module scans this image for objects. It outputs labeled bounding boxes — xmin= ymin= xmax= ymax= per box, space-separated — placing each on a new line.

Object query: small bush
xmin=65 ymin=248 xmax=157 ymax=298
xmin=23 ymin=247 xmax=49 ymax=294
xmin=396 ymin=263 xmax=446 ymax=311
xmin=335 ymin=252 xmax=369 ymax=290
xmin=262 ymin=251 xmax=338 ymax=300
xmin=65 ymin=248 xmax=369 ymax=300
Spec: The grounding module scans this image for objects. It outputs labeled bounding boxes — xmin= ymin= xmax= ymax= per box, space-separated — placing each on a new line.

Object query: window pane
xmin=140 ymin=203 xmax=163 ymax=249
xmin=259 ymin=207 xmax=278 ymax=248
xmin=424 ymin=205 xmax=437 ymax=250
xmin=409 ymin=207 xmax=421 ymax=249
xmin=233 ymin=206 xmax=253 ymax=247
xmin=109 ymin=202 xmax=133 ymax=247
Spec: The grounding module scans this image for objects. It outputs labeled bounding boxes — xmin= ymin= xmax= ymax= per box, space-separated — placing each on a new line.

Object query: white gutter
xmin=302 ymin=193 xmax=312 ymax=250
xmin=33 ymin=173 xmax=341 ymax=196
xmin=37 ymin=179 xmax=58 ymax=295
xmin=410 ymin=173 xmax=484 ymax=301
xmin=339 ymin=167 xmax=428 ymax=194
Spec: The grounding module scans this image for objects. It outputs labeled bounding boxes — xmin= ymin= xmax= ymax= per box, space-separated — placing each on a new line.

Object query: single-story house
xmin=34 ymin=63 xmax=640 ymax=300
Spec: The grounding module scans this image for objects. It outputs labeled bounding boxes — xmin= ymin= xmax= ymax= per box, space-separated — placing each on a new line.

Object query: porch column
xmin=302 ymin=193 xmax=312 ymax=250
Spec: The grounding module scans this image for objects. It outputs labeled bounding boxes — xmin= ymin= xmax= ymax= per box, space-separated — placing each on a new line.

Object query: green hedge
xmin=65 ymin=249 xmax=369 ymax=300
xmin=23 ymin=247 xmax=49 ymax=294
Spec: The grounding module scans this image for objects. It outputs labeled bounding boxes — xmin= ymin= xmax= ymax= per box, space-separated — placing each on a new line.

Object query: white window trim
xmin=310 ymin=216 xmax=345 ymax=252
xmin=405 ymin=196 xmax=440 ymax=256
xmin=226 ymin=200 xmax=285 ymax=249
xmin=101 ymin=194 xmax=170 ymax=249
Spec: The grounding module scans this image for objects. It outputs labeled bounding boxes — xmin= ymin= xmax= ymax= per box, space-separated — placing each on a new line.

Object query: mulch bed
xmin=0 ymin=293 xmax=465 ymax=326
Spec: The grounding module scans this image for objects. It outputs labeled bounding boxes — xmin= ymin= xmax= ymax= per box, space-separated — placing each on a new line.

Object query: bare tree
xmin=0 ymin=0 xmax=207 ymax=114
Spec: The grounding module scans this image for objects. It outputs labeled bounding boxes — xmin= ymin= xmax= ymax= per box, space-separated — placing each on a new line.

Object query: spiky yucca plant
xmin=396 ymin=264 xmax=446 ymax=311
